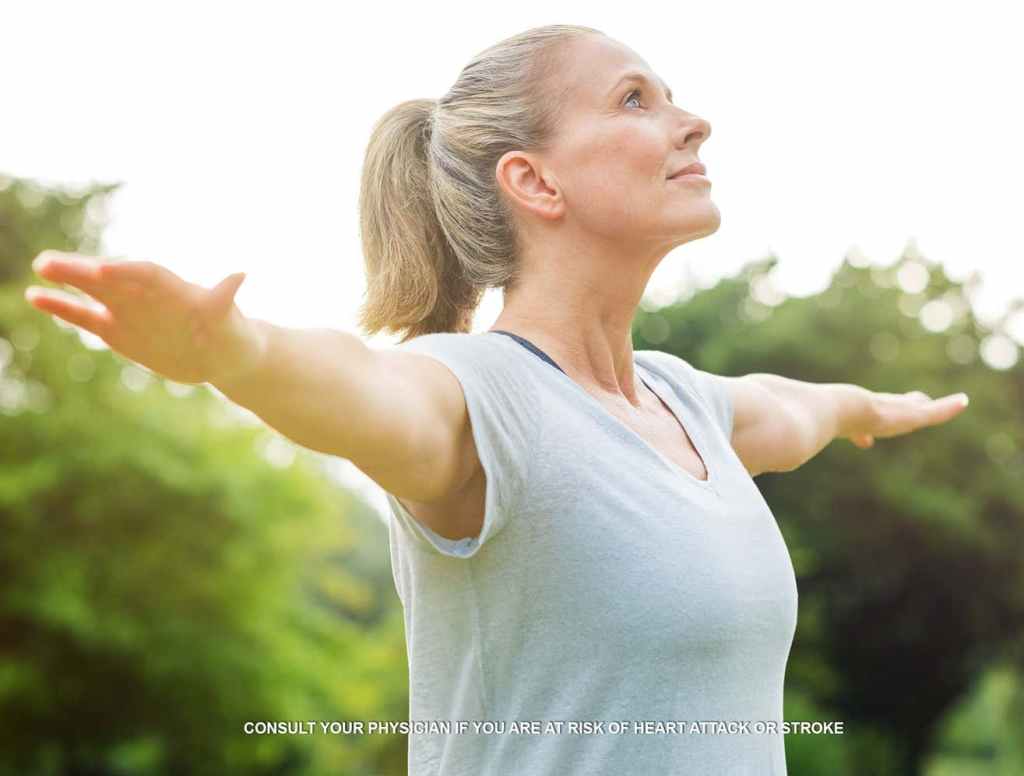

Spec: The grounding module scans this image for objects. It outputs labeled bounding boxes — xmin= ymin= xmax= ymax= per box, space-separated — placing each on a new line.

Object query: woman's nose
xmin=674 ymin=113 xmax=711 ymax=147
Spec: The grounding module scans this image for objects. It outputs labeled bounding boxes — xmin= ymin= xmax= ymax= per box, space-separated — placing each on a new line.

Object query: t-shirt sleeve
xmin=382 ymin=332 xmax=541 ymax=559
xmin=638 ymin=349 xmax=735 ymax=440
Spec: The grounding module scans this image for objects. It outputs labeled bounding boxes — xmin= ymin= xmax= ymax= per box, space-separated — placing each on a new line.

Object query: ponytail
xmin=356 ymin=25 xmax=604 ymax=343
xmin=357 ymin=98 xmax=481 ymax=342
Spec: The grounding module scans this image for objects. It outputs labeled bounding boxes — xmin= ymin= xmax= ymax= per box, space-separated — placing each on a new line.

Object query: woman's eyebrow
xmin=608 ymin=71 xmax=674 ymax=104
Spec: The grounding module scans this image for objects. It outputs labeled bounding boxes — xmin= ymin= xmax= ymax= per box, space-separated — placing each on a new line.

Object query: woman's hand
xmin=24 ymin=250 xmax=265 ymax=386
xmin=843 ymin=388 xmax=970 ymax=449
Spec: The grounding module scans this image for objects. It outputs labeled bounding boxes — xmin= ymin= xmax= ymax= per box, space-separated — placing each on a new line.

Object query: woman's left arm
xmin=714 ymin=373 xmax=970 ymax=477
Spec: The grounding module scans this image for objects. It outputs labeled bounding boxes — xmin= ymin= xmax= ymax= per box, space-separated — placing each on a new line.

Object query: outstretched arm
xmin=712 ymin=373 xmax=969 ymax=477
xmin=24 ymin=251 xmax=481 ymax=510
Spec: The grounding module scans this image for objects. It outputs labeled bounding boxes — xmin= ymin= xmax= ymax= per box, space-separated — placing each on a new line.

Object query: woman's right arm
xmin=25 ymin=251 xmax=479 ymax=514
xmin=213 ymin=323 xmax=480 ymax=504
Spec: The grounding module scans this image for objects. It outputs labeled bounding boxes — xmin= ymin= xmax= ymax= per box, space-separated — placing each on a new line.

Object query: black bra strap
xmin=491 ymin=329 xmax=659 ymax=396
xmin=490 ymin=330 xmax=567 ymax=375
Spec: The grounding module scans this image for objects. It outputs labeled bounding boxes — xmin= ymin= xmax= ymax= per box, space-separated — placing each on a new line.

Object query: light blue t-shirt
xmin=384 ymin=331 xmax=799 ymax=775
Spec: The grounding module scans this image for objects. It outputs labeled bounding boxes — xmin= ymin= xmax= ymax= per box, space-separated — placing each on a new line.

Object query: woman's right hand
xmin=24 ymin=250 xmax=265 ymax=386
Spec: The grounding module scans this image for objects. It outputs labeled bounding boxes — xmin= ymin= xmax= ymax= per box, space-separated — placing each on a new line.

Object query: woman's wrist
xmin=207 ymin=311 xmax=269 ymax=389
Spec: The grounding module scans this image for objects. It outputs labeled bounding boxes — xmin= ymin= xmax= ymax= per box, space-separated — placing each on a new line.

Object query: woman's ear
xmin=496 ymin=151 xmax=563 ymax=221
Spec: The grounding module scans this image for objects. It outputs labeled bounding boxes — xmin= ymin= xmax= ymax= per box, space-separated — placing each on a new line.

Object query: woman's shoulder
xmin=397 ymin=330 xmax=540 ymax=388
xmin=398 ymin=330 xmax=513 ymax=360
xmin=635 ymin=348 xmax=698 ymax=384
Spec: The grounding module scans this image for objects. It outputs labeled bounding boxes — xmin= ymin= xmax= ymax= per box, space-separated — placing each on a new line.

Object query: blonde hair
xmin=356 ymin=24 xmax=605 ymax=343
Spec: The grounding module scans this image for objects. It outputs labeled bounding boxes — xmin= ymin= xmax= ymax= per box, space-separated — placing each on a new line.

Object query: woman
xmin=26 ymin=24 xmax=968 ymax=776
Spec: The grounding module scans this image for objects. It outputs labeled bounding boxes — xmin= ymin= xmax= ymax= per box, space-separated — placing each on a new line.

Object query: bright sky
xmin=4 ymin=1 xmax=1021 ymax=501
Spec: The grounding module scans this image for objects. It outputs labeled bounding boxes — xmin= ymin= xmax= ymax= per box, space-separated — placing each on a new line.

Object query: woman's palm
xmin=25 ymin=251 xmax=249 ymax=385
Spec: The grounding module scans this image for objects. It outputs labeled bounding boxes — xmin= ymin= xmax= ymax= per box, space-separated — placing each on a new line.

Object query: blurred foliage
xmin=925 ymin=661 xmax=1024 ymax=775
xmin=636 ymin=249 xmax=1024 ymax=775
xmin=0 ymin=173 xmax=410 ymax=775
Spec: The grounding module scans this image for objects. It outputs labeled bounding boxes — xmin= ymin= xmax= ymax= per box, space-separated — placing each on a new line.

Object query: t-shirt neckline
xmin=486 ymin=330 xmax=717 ymax=491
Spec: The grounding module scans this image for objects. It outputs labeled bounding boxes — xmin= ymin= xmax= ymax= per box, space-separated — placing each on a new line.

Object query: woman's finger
xmin=32 ymin=251 xmax=183 ymax=311
xmin=868 ymin=391 xmax=969 ymax=440
xmin=851 ymin=433 xmax=875 ymax=448
xmin=100 ymin=258 xmax=174 ymax=287
xmin=919 ymin=393 xmax=969 ymax=428
xmin=892 ymin=393 xmax=969 ymax=436
xmin=25 ymin=286 xmax=112 ymax=338
xmin=32 ymin=250 xmax=113 ymax=301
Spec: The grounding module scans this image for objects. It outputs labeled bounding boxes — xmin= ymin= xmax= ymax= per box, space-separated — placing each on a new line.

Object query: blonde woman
xmin=26 ymin=24 xmax=969 ymax=776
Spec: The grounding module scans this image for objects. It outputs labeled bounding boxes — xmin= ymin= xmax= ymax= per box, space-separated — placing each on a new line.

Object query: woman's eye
xmin=624 ymin=89 xmax=642 ymax=109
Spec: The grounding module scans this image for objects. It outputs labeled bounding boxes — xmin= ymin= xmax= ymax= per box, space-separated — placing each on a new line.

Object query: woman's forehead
xmin=556 ymin=36 xmax=667 ymax=106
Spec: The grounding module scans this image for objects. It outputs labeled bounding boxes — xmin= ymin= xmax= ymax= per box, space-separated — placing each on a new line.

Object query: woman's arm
xmin=213 ymin=323 xmax=480 ymax=502
xmin=212 ymin=320 xmax=385 ymax=458
xmin=715 ymin=373 xmax=969 ymax=477
xmin=26 ymin=251 xmax=479 ymax=510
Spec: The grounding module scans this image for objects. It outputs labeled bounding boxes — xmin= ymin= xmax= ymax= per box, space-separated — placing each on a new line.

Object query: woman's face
xmin=537 ymin=35 xmax=719 ymax=250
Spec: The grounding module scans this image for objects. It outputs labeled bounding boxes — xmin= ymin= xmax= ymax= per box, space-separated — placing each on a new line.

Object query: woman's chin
xmin=671 ymin=206 xmax=721 ymax=242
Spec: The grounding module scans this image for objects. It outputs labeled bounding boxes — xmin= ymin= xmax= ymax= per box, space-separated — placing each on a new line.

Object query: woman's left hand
xmin=844 ymin=389 xmax=970 ymax=449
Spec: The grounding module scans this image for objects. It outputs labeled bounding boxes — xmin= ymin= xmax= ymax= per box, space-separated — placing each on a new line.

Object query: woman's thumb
xmin=208 ymin=272 xmax=247 ymax=316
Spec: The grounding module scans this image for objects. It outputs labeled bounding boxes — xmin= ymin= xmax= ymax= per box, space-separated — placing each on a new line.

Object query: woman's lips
xmin=668 ymin=173 xmax=711 ymax=184
xmin=668 ymin=161 xmax=707 ymax=178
